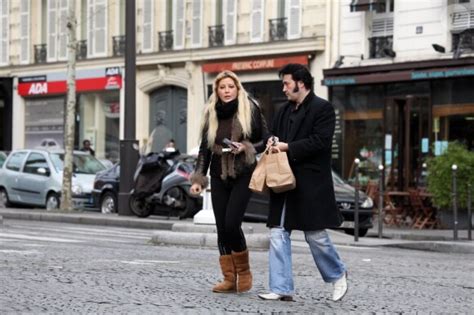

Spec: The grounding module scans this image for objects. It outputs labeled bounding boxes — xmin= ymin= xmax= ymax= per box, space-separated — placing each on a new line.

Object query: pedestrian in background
xmin=190 ymin=70 xmax=268 ymax=293
xmin=80 ymin=139 xmax=95 ymax=156
xmin=258 ymin=64 xmax=348 ymax=302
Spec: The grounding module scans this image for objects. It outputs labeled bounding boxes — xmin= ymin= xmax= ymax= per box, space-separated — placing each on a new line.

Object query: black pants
xmin=211 ymin=174 xmax=253 ymax=255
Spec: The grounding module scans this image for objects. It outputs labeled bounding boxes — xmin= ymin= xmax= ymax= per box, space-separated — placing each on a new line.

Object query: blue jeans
xmin=268 ymin=205 xmax=346 ymax=295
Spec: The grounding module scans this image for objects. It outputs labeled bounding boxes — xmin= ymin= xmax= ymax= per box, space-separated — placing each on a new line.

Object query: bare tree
xmin=60 ymin=4 xmax=77 ymax=211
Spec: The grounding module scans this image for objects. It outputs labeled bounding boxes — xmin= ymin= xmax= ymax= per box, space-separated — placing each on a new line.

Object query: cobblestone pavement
xmin=0 ymin=220 xmax=473 ymax=314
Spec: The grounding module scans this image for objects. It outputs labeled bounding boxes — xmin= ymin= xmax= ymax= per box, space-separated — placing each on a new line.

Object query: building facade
xmin=324 ymin=0 xmax=474 ymax=191
xmin=0 ymin=0 xmax=332 ymax=164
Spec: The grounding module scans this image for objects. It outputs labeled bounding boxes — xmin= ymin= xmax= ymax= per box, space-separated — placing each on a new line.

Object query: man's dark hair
xmin=278 ymin=63 xmax=314 ymax=90
xmin=83 ymin=139 xmax=90 ymax=146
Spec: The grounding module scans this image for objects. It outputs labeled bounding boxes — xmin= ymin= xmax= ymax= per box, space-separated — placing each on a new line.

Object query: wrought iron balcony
xmin=269 ymin=18 xmax=287 ymax=41
xmin=452 ymin=28 xmax=474 ymax=53
xmin=368 ymin=35 xmax=393 ymax=58
xmin=112 ymin=35 xmax=126 ymax=57
xmin=76 ymin=40 xmax=87 ymax=60
xmin=34 ymin=44 xmax=47 ymax=64
xmin=159 ymin=31 xmax=173 ymax=51
xmin=208 ymin=25 xmax=224 ymax=47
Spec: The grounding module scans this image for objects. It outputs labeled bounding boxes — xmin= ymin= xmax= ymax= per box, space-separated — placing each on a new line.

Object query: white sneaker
xmin=332 ymin=272 xmax=348 ymax=302
xmin=258 ymin=292 xmax=293 ymax=301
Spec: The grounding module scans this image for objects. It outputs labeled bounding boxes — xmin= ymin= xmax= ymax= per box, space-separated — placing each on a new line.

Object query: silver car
xmin=0 ymin=149 xmax=106 ymax=210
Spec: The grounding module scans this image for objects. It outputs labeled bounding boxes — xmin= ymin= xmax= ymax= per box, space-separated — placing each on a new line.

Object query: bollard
xmin=378 ymin=164 xmax=384 ymax=239
xmin=468 ymin=183 xmax=472 ymax=241
xmin=452 ymin=164 xmax=458 ymax=241
xmin=354 ymin=158 xmax=360 ymax=242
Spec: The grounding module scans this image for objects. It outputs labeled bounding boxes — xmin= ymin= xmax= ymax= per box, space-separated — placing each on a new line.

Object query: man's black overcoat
xmin=267 ymin=92 xmax=343 ymax=230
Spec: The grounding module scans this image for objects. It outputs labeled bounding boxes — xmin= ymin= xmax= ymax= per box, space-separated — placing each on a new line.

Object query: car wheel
xmin=0 ymin=188 xmax=11 ymax=207
xmin=46 ymin=192 xmax=60 ymax=210
xmin=343 ymin=228 xmax=368 ymax=237
xmin=100 ymin=192 xmax=117 ymax=214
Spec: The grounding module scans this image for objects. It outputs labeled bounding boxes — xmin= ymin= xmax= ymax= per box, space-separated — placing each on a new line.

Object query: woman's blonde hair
xmin=200 ymin=70 xmax=252 ymax=148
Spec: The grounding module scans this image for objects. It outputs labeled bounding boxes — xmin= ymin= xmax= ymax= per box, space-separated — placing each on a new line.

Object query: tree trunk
xmin=60 ymin=5 xmax=77 ymax=212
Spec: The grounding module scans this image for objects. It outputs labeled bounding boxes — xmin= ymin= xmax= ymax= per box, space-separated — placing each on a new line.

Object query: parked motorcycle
xmin=129 ymin=148 xmax=202 ymax=218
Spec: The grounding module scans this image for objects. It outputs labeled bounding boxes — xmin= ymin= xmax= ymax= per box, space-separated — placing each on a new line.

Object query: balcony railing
xmin=269 ymin=18 xmax=287 ymax=41
xmin=76 ymin=40 xmax=87 ymax=60
xmin=34 ymin=44 xmax=47 ymax=64
xmin=208 ymin=25 xmax=224 ymax=47
xmin=369 ymin=36 xmax=393 ymax=58
xmin=159 ymin=31 xmax=173 ymax=51
xmin=452 ymin=28 xmax=474 ymax=53
xmin=112 ymin=35 xmax=126 ymax=57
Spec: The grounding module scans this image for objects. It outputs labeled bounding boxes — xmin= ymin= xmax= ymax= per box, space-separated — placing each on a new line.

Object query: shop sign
xmin=18 ymin=67 xmax=122 ymax=96
xmin=202 ymin=55 xmax=308 ymax=73
xmin=411 ymin=67 xmax=474 ymax=80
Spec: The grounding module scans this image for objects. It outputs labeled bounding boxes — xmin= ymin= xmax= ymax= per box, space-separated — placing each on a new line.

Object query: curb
xmin=383 ymin=241 xmax=474 ymax=254
xmin=150 ymin=231 xmax=270 ymax=250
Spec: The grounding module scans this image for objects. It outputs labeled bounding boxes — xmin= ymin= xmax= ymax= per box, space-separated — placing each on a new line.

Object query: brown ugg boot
xmin=232 ymin=250 xmax=252 ymax=292
xmin=212 ymin=255 xmax=236 ymax=293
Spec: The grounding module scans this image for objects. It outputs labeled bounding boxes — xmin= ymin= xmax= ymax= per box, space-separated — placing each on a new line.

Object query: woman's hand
xmin=190 ymin=183 xmax=203 ymax=195
xmin=266 ymin=136 xmax=279 ymax=147
xmin=230 ymin=142 xmax=244 ymax=154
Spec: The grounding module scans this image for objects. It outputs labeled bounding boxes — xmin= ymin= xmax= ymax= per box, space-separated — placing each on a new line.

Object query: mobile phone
xmin=223 ymin=138 xmax=238 ymax=149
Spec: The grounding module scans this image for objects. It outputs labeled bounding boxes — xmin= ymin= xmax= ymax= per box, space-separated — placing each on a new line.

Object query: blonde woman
xmin=190 ymin=70 xmax=268 ymax=293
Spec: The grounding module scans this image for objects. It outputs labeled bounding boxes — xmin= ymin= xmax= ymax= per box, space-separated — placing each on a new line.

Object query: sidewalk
xmin=0 ymin=207 xmax=473 ymax=254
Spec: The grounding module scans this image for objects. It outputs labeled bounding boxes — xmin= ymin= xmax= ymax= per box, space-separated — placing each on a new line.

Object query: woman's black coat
xmin=267 ymin=92 xmax=343 ymax=231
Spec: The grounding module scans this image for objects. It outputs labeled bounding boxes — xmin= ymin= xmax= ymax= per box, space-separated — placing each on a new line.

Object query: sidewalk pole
xmin=354 ymin=158 xmax=360 ymax=242
xmin=468 ymin=183 xmax=472 ymax=241
xmin=378 ymin=164 xmax=384 ymax=239
xmin=451 ymin=164 xmax=458 ymax=241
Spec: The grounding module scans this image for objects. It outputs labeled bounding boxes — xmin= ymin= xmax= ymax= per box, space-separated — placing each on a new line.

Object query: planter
xmin=437 ymin=209 xmax=473 ymax=229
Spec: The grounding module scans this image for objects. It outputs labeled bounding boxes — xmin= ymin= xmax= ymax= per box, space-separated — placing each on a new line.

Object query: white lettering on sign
xmin=28 ymin=82 xmax=48 ymax=95
xmin=106 ymin=67 xmax=120 ymax=76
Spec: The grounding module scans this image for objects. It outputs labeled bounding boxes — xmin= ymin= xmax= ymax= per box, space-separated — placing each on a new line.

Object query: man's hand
xmin=271 ymin=142 xmax=288 ymax=153
xmin=190 ymin=183 xmax=203 ymax=195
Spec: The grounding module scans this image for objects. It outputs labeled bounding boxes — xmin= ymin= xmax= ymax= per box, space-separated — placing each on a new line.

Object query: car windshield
xmin=50 ymin=153 xmax=106 ymax=174
xmin=332 ymin=171 xmax=346 ymax=185
xmin=0 ymin=153 xmax=6 ymax=167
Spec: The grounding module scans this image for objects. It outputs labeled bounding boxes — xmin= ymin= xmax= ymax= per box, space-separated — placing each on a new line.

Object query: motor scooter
xmin=129 ymin=148 xmax=202 ymax=218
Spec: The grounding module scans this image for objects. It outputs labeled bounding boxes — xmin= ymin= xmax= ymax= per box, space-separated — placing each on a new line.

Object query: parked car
xmin=91 ymin=163 xmax=120 ymax=214
xmin=0 ymin=149 xmax=106 ymax=210
xmin=244 ymin=171 xmax=374 ymax=237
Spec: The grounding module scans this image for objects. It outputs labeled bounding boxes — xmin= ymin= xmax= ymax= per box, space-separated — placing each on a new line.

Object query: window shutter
xmin=224 ymin=0 xmax=236 ymax=45
xmin=87 ymin=0 xmax=93 ymax=57
xmin=173 ymin=0 xmax=185 ymax=49
xmin=371 ymin=15 xmax=393 ymax=37
xmin=287 ymin=0 xmax=301 ymax=39
xmin=47 ymin=0 xmax=57 ymax=61
xmin=191 ymin=0 xmax=202 ymax=47
xmin=142 ymin=0 xmax=153 ymax=52
xmin=57 ymin=0 xmax=68 ymax=60
xmin=20 ymin=0 xmax=30 ymax=64
xmin=0 ymin=0 xmax=8 ymax=65
xmin=94 ymin=0 xmax=107 ymax=56
xmin=250 ymin=0 xmax=263 ymax=43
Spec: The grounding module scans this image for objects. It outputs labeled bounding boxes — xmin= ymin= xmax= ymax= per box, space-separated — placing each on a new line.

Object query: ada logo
xmin=28 ymin=82 xmax=48 ymax=95
xmin=106 ymin=67 xmax=120 ymax=76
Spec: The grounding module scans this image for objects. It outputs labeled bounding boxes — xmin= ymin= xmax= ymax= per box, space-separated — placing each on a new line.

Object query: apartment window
xmin=286 ymin=0 xmax=301 ymax=39
xmin=87 ymin=0 xmax=107 ymax=57
xmin=47 ymin=0 xmax=69 ymax=62
xmin=250 ymin=0 xmax=264 ymax=43
xmin=173 ymin=0 xmax=185 ymax=49
xmin=0 ymin=0 xmax=9 ymax=66
xmin=369 ymin=0 xmax=394 ymax=58
xmin=223 ymin=0 xmax=237 ymax=45
xmin=142 ymin=0 xmax=154 ymax=52
xmin=20 ymin=0 xmax=30 ymax=64
xmin=191 ymin=0 xmax=203 ymax=47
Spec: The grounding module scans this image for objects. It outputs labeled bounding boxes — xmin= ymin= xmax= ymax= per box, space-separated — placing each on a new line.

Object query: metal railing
xmin=76 ymin=40 xmax=87 ymax=60
xmin=269 ymin=18 xmax=287 ymax=41
xmin=158 ymin=31 xmax=173 ymax=51
xmin=112 ymin=35 xmax=126 ymax=57
xmin=368 ymin=35 xmax=393 ymax=58
xmin=34 ymin=44 xmax=47 ymax=64
xmin=208 ymin=25 xmax=224 ymax=47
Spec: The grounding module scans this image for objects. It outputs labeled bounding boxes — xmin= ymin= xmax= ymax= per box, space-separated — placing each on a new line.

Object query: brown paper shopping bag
xmin=265 ymin=149 xmax=296 ymax=193
xmin=249 ymin=148 xmax=269 ymax=194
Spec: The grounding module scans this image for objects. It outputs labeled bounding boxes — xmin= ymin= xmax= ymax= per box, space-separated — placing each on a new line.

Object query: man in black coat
xmin=258 ymin=64 xmax=348 ymax=302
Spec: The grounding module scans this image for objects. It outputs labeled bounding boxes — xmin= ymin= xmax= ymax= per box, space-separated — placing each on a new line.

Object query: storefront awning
xmin=350 ymin=0 xmax=383 ymax=12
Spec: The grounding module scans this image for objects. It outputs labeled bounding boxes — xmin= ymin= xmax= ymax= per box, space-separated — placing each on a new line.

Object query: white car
xmin=0 ymin=149 xmax=106 ymax=210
